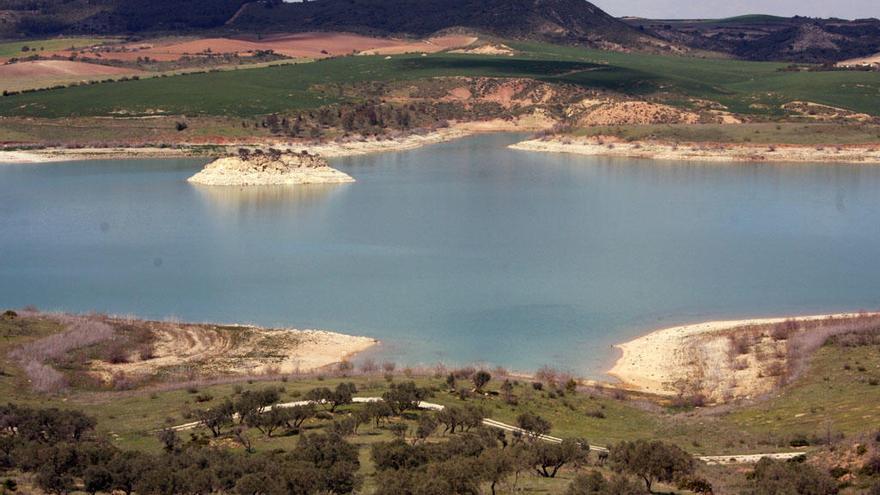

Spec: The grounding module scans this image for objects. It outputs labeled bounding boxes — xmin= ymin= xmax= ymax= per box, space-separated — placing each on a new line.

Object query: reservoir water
xmin=3 ymin=133 xmax=880 ymax=376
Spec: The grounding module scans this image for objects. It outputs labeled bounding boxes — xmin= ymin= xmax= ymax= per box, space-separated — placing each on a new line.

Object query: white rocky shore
xmin=187 ymin=150 xmax=355 ymax=186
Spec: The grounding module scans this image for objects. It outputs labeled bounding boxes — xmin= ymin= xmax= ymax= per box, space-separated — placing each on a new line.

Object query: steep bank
xmin=187 ymin=150 xmax=354 ymax=186
xmin=608 ymin=313 xmax=880 ymax=404
xmin=511 ymin=137 xmax=880 ymax=164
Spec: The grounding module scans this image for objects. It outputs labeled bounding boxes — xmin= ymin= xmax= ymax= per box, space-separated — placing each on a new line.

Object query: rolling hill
xmin=624 ymin=15 xmax=880 ymax=63
xmin=0 ymin=0 xmax=674 ymax=53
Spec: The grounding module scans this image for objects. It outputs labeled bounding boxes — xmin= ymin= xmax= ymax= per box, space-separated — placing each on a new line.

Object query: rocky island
xmin=187 ymin=148 xmax=355 ymax=186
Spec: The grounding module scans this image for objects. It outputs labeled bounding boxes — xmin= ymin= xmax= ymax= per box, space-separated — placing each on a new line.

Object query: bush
xmin=747 ymin=458 xmax=837 ymax=495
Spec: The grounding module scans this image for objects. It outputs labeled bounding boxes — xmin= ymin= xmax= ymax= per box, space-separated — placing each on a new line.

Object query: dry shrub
xmin=111 ymin=371 xmax=134 ymax=391
xmin=358 ymin=358 xmax=378 ymax=375
xmin=337 ymin=360 xmax=354 ymax=375
xmin=729 ymin=334 xmax=753 ymax=355
xmin=9 ymin=316 xmax=116 ymax=393
xmin=771 ymin=319 xmax=799 ymax=341
xmin=535 ymin=365 xmax=559 ymax=387
xmin=103 ymin=341 xmax=130 ymax=364
xmin=22 ymin=361 xmax=66 ymax=393
xmin=138 ymin=343 xmax=155 ymax=361
xmin=764 ymin=361 xmax=786 ymax=377
xmin=453 ymin=367 xmax=476 ymax=380
xmin=732 ymin=358 xmax=750 ymax=371
xmin=785 ymin=314 xmax=880 ymax=379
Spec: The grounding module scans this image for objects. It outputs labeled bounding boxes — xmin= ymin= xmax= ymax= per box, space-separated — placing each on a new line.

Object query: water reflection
xmin=191 ymin=182 xmax=352 ymax=220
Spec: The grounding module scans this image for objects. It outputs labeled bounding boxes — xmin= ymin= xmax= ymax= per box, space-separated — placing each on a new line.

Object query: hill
xmin=0 ymin=0 xmax=674 ymax=53
xmin=624 ymin=15 xmax=880 ymax=63
xmin=228 ymin=0 xmax=671 ymax=51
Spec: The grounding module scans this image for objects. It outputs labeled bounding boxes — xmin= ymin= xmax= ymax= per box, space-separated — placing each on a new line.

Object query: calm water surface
xmin=3 ymin=134 xmax=880 ymax=375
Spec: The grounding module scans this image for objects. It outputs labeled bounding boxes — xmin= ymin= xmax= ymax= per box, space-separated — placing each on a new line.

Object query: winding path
xmin=169 ymin=397 xmax=805 ymax=465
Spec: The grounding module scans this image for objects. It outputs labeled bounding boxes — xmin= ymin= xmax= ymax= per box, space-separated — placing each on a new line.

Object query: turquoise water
xmin=3 ymin=133 xmax=880 ymax=375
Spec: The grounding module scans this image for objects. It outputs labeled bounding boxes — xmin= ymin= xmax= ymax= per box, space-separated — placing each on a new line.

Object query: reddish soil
xmin=0 ymin=60 xmax=139 ymax=78
xmin=59 ymin=32 xmax=477 ymax=62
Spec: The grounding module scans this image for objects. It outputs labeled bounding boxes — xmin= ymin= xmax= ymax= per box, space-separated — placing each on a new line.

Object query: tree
xmin=445 ymin=373 xmax=457 ymax=390
xmin=478 ymin=447 xmax=514 ymax=495
xmin=156 ymin=427 xmax=180 ymax=452
xmin=609 ymin=439 xmax=694 ymax=493
xmin=235 ymin=388 xmax=280 ymax=425
xmin=328 ymin=382 xmax=357 ymax=412
xmin=107 ymin=450 xmax=151 ymax=495
xmin=382 ymin=381 xmax=429 ymax=415
xmin=305 ymin=387 xmax=333 ymax=409
xmin=284 ymin=404 xmax=316 ymax=430
xmin=472 ymin=370 xmax=491 ymax=392
xmin=516 ymin=412 xmax=552 ymax=440
xmin=293 ymin=433 xmax=361 ymax=493
xmin=462 ymin=404 xmax=486 ymax=432
xmin=414 ymin=413 xmax=438 ymax=443
xmin=196 ymin=399 xmax=234 ymax=437
xmin=232 ymin=426 xmax=255 ymax=453
xmin=566 ymin=471 xmax=643 ymax=495
xmin=83 ymin=465 xmax=113 ymax=495
xmin=500 ymin=379 xmax=515 ymax=404
xmin=364 ymin=400 xmax=393 ymax=427
xmin=437 ymin=406 xmax=463 ymax=434
xmin=252 ymin=407 xmax=289 ymax=437
xmin=530 ymin=438 xmax=590 ymax=478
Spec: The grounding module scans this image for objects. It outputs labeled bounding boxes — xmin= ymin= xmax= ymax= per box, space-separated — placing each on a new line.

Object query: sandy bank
xmin=0 ymin=118 xmax=553 ymax=164
xmin=0 ymin=147 xmax=204 ymax=163
xmin=187 ymin=151 xmax=354 ymax=186
xmin=91 ymin=321 xmax=378 ymax=380
xmin=608 ymin=313 xmax=877 ymax=403
xmin=511 ymin=137 xmax=880 ymax=164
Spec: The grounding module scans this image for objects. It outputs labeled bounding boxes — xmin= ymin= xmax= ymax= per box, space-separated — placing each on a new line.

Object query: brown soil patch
xmin=0 ymin=60 xmax=143 ymax=92
xmin=65 ymin=33 xmax=477 ymax=63
xmin=575 ymin=101 xmax=700 ymax=126
xmin=0 ymin=60 xmax=138 ymax=78
xmin=838 ymin=52 xmax=880 ymax=67
xmin=90 ymin=320 xmax=376 ymax=383
xmin=449 ymin=43 xmax=515 ymax=56
xmin=782 ymin=100 xmax=873 ymax=122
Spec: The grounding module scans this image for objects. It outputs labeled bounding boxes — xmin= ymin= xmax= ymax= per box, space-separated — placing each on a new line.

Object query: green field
xmin=1 ymin=41 xmax=878 ymax=119
xmin=0 ymin=37 xmax=112 ymax=58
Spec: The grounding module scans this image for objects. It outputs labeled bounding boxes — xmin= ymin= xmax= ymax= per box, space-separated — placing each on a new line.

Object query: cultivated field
xmin=2 ymin=41 xmax=879 ymax=119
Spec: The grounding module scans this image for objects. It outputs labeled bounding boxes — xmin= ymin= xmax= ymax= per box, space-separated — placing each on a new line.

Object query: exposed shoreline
xmin=607 ymin=313 xmax=877 ymax=402
xmin=0 ymin=118 xmax=546 ymax=164
xmin=511 ymin=137 xmax=880 ymax=164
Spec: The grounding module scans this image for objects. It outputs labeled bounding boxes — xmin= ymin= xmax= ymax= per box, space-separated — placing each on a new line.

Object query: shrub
xmin=609 ymin=440 xmax=694 ymax=493
xmin=103 ymin=342 xmax=130 ymax=364
xmin=747 ymin=458 xmax=837 ymax=495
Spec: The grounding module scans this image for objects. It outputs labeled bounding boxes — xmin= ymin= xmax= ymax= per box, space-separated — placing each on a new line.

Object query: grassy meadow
xmin=0 ymin=37 xmax=113 ymax=59
xmin=1 ymin=41 xmax=878 ymax=119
